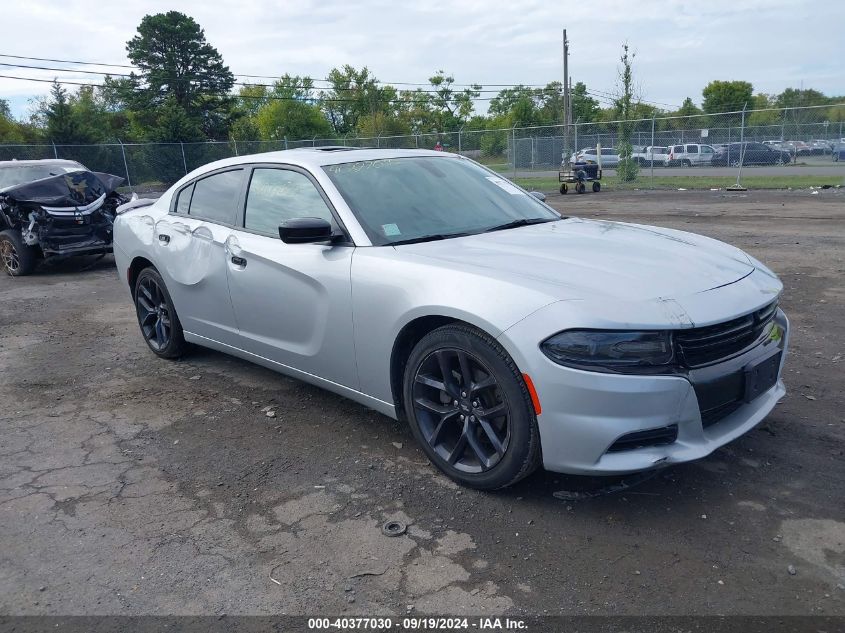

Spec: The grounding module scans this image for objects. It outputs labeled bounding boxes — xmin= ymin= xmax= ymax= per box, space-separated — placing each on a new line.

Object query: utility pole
xmin=562 ymin=29 xmax=570 ymax=163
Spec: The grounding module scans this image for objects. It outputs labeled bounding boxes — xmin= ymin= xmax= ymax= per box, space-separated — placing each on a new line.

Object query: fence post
xmin=117 ymin=139 xmax=132 ymax=188
xmin=650 ymin=114 xmax=656 ymax=189
xmin=730 ymin=103 xmax=748 ymax=190
xmin=458 ymin=125 xmax=464 ymax=155
xmin=415 ymin=135 xmax=419 ymax=149
xmin=51 ymin=142 xmax=58 ymax=159
xmin=180 ymin=142 xmax=188 ymax=175
xmin=284 ymin=136 xmax=288 ymax=150
xmin=573 ymin=119 xmax=579 ymax=162
xmin=232 ymin=138 xmax=239 ymax=156
xmin=511 ymin=124 xmax=517 ymax=179
xmin=312 ymin=135 xmax=317 ymax=148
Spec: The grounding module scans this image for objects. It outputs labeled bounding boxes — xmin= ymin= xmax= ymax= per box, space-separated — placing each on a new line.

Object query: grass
xmin=512 ymin=174 xmax=845 ymax=192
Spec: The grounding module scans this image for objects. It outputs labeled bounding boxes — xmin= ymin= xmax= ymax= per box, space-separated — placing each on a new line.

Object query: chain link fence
xmin=1 ymin=104 xmax=842 ymax=190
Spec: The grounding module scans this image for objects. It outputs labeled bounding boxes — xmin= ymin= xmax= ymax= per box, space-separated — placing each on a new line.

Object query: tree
xmin=571 ymin=82 xmax=600 ymax=122
xmin=614 ymin=44 xmax=639 ymax=182
xmin=38 ymin=82 xmax=82 ymax=143
xmin=399 ymin=71 xmax=480 ymax=133
xmin=253 ymin=76 xmax=333 ymax=141
xmin=321 ymin=65 xmax=399 ymax=135
xmin=119 ymin=11 xmax=235 ymax=138
xmin=0 ymin=99 xmax=29 ymax=142
xmin=701 ymin=80 xmax=753 ymax=114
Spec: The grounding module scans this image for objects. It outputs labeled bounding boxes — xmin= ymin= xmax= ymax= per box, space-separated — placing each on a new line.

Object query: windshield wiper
xmin=482 ymin=217 xmax=558 ymax=233
xmin=389 ymin=233 xmax=470 ymax=246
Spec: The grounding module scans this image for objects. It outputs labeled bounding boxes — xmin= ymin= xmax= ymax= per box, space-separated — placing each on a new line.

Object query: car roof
xmin=184 ymin=148 xmax=459 ymax=175
xmin=0 ymin=159 xmax=84 ymax=169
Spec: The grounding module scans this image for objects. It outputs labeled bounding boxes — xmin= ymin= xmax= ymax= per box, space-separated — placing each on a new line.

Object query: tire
xmin=592 ymin=181 xmax=601 ymax=193
xmin=729 ymin=159 xmax=741 ymax=168
xmin=0 ymin=229 xmax=37 ymax=276
xmin=682 ymin=159 xmax=692 ymax=167
xmin=560 ymin=183 xmax=568 ymax=194
xmin=134 ymin=267 xmax=187 ymax=359
xmin=403 ymin=324 xmax=541 ymax=490
xmin=575 ymin=182 xmax=586 ymax=194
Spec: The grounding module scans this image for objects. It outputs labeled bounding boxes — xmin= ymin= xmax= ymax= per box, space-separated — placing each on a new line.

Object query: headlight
xmin=541 ymin=330 xmax=674 ymax=372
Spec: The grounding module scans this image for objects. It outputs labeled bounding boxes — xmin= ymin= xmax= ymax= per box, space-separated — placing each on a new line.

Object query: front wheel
xmin=592 ymin=181 xmax=601 ymax=192
xmin=0 ymin=230 xmax=37 ymax=276
xmin=403 ymin=324 xmax=541 ymax=490
xmin=134 ymin=267 xmax=187 ymax=359
xmin=729 ymin=158 xmax=741 ymax=167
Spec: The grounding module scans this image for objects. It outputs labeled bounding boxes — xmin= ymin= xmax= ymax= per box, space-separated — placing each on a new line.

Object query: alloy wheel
xmin=0 ymin=240 xmax=19 ymax=274
xmin=136 ymin=276 xmax=172 ymax=351
xmin=412 ymin=349 xmax=511 ymax=473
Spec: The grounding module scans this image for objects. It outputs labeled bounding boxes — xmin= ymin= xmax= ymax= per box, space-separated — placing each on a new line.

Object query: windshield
xmin=324 ymin=157 xmax=559 ymax=245
xmin=0 ymin=164 xmax=83 ymax=189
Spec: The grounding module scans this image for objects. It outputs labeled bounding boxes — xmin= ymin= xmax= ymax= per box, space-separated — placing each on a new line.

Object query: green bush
xmin=616 ymin=157 xmax=640 ymax=182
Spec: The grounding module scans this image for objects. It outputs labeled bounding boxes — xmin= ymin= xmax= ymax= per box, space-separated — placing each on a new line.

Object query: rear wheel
xmin=592 ymin=181 xmax=601 ymax=192
xmin=575 ymin=182 xmax=586 ymax=194
xmin=134 ymin=267 xmax=187 ymax=359
xmin=682 ymin=159 xmax=692 ymax=167
xmin=0 ymin=230 xmax=37 ymax=276
xmin=560 ymin=183 xmax=568 ymax=194
xmin=403 ymin=324 xmax=541 ymax=490
xmin=729 ymin=158 xmax=741 ymax=168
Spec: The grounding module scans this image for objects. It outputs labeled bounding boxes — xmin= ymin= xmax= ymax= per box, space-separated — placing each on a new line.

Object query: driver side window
xmin=244 ymin=168 xmax=335 ymax=236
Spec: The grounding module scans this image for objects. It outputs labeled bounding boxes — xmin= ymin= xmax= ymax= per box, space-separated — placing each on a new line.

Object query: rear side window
xmin=174 ymin=183 xmax=193 ymax=215
xmin=188 ymin=169 xmax=243 ymax=225
xmin=672 ymin=145 xmax=683 ymax=153
xmin=686 ymin=145 xmax=699 ymax=153
xmin=602 ymin=148 xmax=615 ymax=156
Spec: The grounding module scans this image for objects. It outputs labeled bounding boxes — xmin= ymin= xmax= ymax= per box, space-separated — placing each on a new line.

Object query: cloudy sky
xmin=2 ymin=0 xmax=843 ymax=118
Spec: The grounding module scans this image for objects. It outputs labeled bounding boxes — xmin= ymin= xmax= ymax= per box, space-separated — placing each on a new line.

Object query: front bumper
xmin=503 ymin=310 xmax=789 ymax=476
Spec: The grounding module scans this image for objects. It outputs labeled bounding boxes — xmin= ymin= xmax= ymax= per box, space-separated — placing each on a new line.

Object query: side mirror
xmin=529 ymin=191 xmax=546 ymax=202
xmin=279 ymin=217 xmax=333 ymax=244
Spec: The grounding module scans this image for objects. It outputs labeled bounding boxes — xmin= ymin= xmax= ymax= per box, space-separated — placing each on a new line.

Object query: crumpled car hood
xmin=396 ymin=218 xmax=755 ymax=301
xmin=0 ymin=170 xmax=124 ymax=207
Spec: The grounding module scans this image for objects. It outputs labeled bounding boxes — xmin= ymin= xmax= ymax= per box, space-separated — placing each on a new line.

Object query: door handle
xmin=158 ymin=234 xmax=170 ymax=244
xmin=230 ymin=255 xmax=247 ymax=267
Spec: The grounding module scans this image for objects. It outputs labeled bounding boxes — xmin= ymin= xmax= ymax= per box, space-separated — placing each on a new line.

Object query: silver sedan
xmin=113 ymin=148 xmax=789 ymax=489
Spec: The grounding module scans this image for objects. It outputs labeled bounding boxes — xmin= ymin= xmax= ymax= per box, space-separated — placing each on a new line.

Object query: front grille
xmin=607 ymin=425 xmax=679 ymax=453
xmin=675 ymin=301 xmax=778 ymax=367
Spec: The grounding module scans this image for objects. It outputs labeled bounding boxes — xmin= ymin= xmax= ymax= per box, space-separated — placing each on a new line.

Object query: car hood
xmin=395 ymin=218 xmax=755 ymax=302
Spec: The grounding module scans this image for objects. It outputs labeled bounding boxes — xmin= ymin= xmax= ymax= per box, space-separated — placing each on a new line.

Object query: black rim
xmin=1 ymin=239 xmax=19 ymax=273
xmin=412 ymin=349 xmax=511 ymax=474
xmin=136 ymin=276 xmax=171 ymax=351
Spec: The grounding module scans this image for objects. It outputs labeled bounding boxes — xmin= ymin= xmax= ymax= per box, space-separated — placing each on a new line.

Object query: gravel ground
xmin=0 ymin=188 xmax=843 ymax=617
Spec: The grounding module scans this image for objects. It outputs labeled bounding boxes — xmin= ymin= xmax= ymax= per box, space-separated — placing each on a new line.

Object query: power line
xmin=0 ymin=73 xmax=521 ymax=104
xmin=0 ymin=53 xmax=552 ymax=89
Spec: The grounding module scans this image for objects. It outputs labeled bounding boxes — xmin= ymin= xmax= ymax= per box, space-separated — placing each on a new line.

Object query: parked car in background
xmin=0 ymin=159 xmax=128 ymax=276
xmin=783 ymin=141 xmax=811 ymax=156
xmin=807 ymin=140 xmax=832 ymax=155
xmin=566 ymin=147 xmax=620 ymax=167
xmin=665 ymin=143 xmax=716 ymax=167
xmin=113 ymin=148 xmax=789 ymax=489
xmin=833 ymin=140 xmax=845 ymax=162
xmin=632 ymin=146 xmax=669 ymax=166
xmin=711 ymin=143 xmax=793 ymax=167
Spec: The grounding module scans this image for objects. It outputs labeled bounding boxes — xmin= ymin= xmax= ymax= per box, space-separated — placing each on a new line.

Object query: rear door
xmin=157 ymin=168 xmax=244 ymax=347
xmin=224 ymin=164 xmax=358 ymax=388
xmin=685 ymin=144 xmax=700 ymax=165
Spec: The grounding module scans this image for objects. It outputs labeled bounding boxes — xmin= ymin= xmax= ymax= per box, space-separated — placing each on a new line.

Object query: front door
xmin=225 ymin=165 xmax=358 ymax=389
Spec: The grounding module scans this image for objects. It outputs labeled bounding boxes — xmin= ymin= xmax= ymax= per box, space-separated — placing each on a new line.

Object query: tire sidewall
xmin=402 ymin=325 xmax=538 ymax=490
xmin=134 ymin=267 xmax=185 ymax=358
xmin=0 ymin=230 xmax=37 ymax=276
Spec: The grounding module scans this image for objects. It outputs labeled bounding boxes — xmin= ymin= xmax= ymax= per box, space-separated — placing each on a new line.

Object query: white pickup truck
xmin=632 ymin=146 xmax=669 ymax=166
